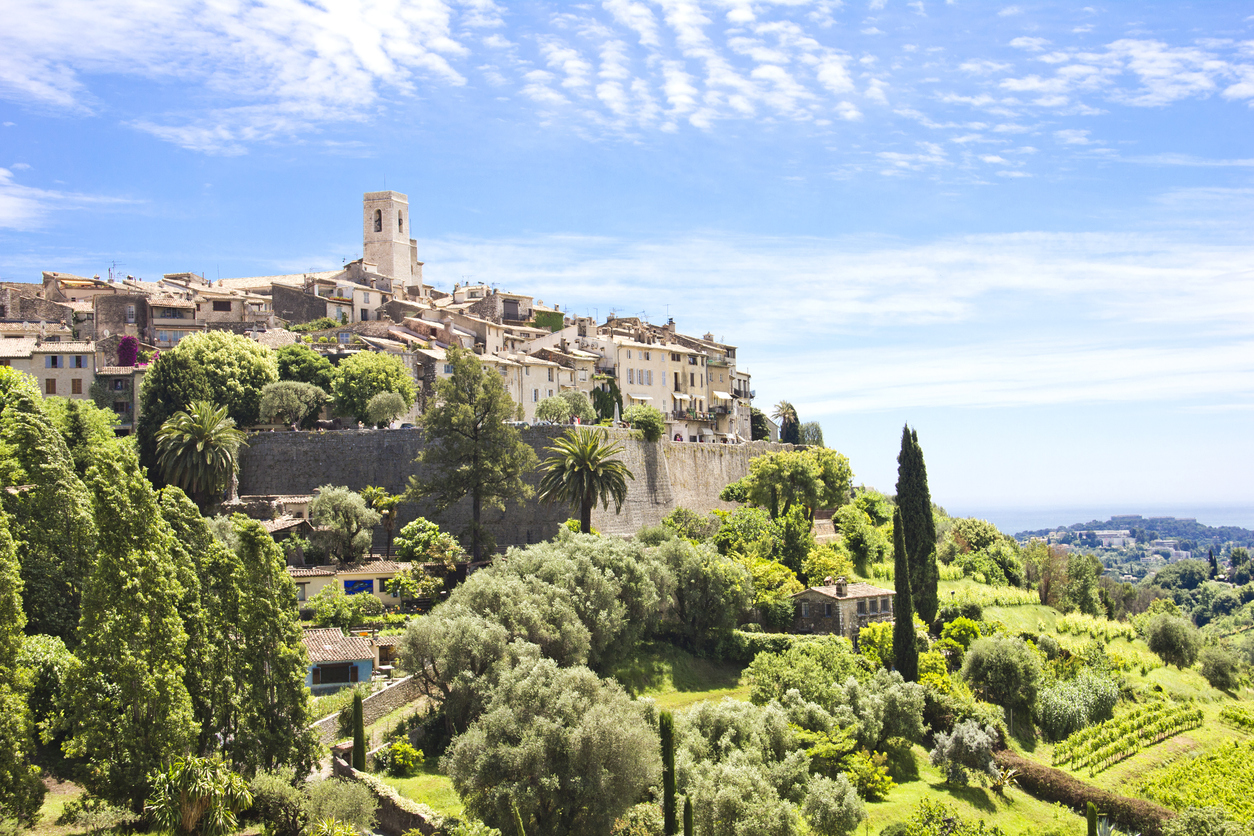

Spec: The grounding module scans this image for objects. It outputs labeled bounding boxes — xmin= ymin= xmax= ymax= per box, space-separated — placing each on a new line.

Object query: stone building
xmin=791 ymin=577 xmax=895 ymax=640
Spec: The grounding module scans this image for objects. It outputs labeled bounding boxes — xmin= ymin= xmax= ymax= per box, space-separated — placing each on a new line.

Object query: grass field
xmin=607 ymin=641 xmax=751 ymax=709
xmin=379 ymin=759 xmax=464 ymax=819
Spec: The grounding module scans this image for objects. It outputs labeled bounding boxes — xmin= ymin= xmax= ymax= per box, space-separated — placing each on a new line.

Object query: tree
xmin=0 ymin=508 xmax=46 ymax=824
xmin=1200 ymin=646 xmax=1240 ymax=691
xmin=444 ymin=653 xmax=660 ymax=836
xmin=135 ymin=350 xmax=213 ymax=480
xmin=42 ymin=397 xmax=119 ymax=475
xmin=895 ymin=425 xmax=939 ymax=624
xmin=157 ymin=401 xmax=248 ymax=509
xmin=229 ymin=517 xmax=318 ymax=775
xmin=331 ymin=351 xmax=415 ymax=425
xmin=892 ymin=508 xmax=918 ymax=682
xmin=409 ymin=346 xmax=538 ymax=560
xmin=0 ymin=373 xmax=98 ymax=643
xmin=66 ymin=443 xmax=198 ymax=812
xmin=173 ymin=331 xmax=279 ymax=428
xmin=750 ymin=408 xmax=769 ymax=441
xmin=309 ymin=486 xmax=380 ymax=563
xmin=558 ymin=390 xmax=597 ymax=424
xmin=145 ymin=756 xmax=252 ymax=836
xmin=802 ymin=774 xmax=865 ymax=836
xmin=929 ymin=721 xmax=996 ymax=787
xmin=622 ymin=404 xmax=665 ymax=442
xmin=591 ymin=380 xmax=622 ymax=423
xmin=535 ymin=395 xmax=573 ymax=423
xmin=360 ymin=487 xmax=403 ymax=558
xmin=798 ymin=421 xmax=825 ymax=447
xmin=772 ymin=401 xmax=800 ymax=445
xmin=275 ymin=344 xmax=336 ymax=392
xmin=1144 ymin=614 xmax=1201 ymax=668
xmin=734 ymin=448 xmax=853 ymax=521
xmin=352 ymin=694 xmax=366 ymax=771
xmin=367 ymin=391 xmax=409 ymax=427
xmin=259 ymin=381 xmax=328 ymax=429
xmin=661 ymin=710 xmax=677 ymax=835
xmin=660 ymin=539 xmax=753 ymax=648
xmin=537 ymin=427 xmax=634 ymax=534
xmin=961 ymin=636 xmax=1041 ymax=714
xmin=1062 ymin=553 xmax=1102 ymax=616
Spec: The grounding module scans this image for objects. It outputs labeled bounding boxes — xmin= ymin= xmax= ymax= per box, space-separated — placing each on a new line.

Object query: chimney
xmin=835 ymin=577 xmax=848 ymax=597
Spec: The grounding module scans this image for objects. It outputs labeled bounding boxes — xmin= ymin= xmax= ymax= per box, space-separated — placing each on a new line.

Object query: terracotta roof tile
xmin=302 ymin=628 xmax=374 ymax=664
xmin=793 ymin=582 xmax=895 ymax=600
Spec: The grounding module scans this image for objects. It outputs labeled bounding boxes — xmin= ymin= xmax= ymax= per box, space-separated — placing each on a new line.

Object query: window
xmin=362 ymin=293 xmax=370 ymax=304
xmin=882 ymin=597 xmax=892 ymax=612
xmin=337 ymin=332 xmax=351 ymax=344
xmin=628 ymin=369 xmax=634 ymax=384
xmin=499 ymin=368 xmax=507 ymax=377
xmin=800 ymin=602 xmax=810 ymax=617
xmin=547 ymin=368 xmax=553 ymax=382
xmin=0 ymin=360 xmax=8 ymax=367
xmin=344 ymin=579 xmax=374 ymax=595
xmin=45 ymin=379 xmax=56 ymax=395
xmin=525 ymin=366 xmax=530 ymax=376
xmin=361 ymin=309 xmax=368 ymax=321
xmin=671 ymin=353 xmax=680 ymax=361
xmin=548 ymin=389 xmax=554 ymax=398
xmin=869 ymin=598 xmax=879 ymax=614
xmin=689 ymin=373 xmax=695 ymax=386
xmin=824 ymin=603 xmax=833 ymax=618
xmin=46 ymin=355 xmax=61 ymax=368
xmin=71 ymin=378 xmax=82 ymax=395
xmin=113 ymin=379 xmax=126 ymax=391
xmin=72 ymin=355 xmax=85 ymax=368
xmin=212 ymin=300 xmax=232 ymax=312
xmin=646 ymin=370 xmax=653 ymax=386
xmin=126 ymin=304 xmax=136 ymax=323
xmin=857 ymin=600 xmax=867 ymax=615
xmin=398 ymin=211 xmax=404 ymax=232
xmin=579 ymin=370 xmax=587 ymax=381
xmin=626 ymin=350 xmax=632 ymax=359
xmin=644 ymin=351 xmax=651 ymax=360
xmin=444 ymin=364 xmax=454 ymax=374
xmin=374 ymin=209 xmax=383 ymax=232
xmin=533 ymin=389 xmax=539 ymax=402
xmin=296 ymin=583 xmax=307 ymax=602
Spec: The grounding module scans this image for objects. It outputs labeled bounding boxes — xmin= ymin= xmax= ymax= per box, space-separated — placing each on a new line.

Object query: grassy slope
xmin=607 ymin=641 xmax=751 ymax=709
xmin=381 ymin=759 xmax=465 ymax=819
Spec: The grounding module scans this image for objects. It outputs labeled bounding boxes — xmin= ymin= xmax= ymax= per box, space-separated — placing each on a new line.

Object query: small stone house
xmin=791 ymin=576 xmax=895 ymax=640
xmin=302 ymin=627 xmax=375 ymax=693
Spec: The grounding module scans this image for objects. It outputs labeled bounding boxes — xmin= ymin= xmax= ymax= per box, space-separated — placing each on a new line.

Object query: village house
xmin=302 ymin=628 xmax=375 ymax=693
xmin=288 ymin=560 xmax=414 ymax=605
xmin=791 ymin=577 xmax=895 ymax=640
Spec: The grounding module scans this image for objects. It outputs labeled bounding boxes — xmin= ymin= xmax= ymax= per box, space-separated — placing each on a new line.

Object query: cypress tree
xmin=896 ymin=425 xmax=939 ymax=624
xmin=352 ymin=692 xmax=366 ymax=772
xmin=683 ymin=796 xmax=692 ymax=836
xmin=661 ymin=710 xmax=677 ymax=835
xmin=892 ymin=508 xmax=918 ymax=682
xmin=1087 ymin=802 xmax=1097 ymax=836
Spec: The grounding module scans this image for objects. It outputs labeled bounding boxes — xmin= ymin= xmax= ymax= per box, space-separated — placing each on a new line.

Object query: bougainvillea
xmin=117 ymin=335 xmax=139 ymax=367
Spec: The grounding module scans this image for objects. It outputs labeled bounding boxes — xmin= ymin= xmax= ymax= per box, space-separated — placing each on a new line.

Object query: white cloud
xmin=1010 ymin=37 xmax=1051 ymax=51
xmin=1055 ymin=128 xmax=1092 ymax=144
xmin=0 ymin=168 xmax=135 ymax=230
xmin=998 ymin=6 xmax=1023 ymax=16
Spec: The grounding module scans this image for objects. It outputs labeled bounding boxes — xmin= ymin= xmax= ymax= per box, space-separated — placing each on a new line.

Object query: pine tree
xmin=892 ymin=508 xmax=918 ymax=682
xmin=895 ymin=425 xmax=939 ymax=624
xmin=683 ymin=796 xmax=692 ymax=836
xmin=352 ymin=693 xmax=366 ymax=772
xmin=660 ymin=710 xmax=677 ymax=835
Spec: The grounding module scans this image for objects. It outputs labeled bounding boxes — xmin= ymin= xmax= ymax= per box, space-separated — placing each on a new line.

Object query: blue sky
xmin=1 ymin=1 xmax=1252 ymax=526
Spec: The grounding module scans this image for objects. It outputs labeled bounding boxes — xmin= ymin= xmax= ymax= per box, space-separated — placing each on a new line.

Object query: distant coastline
xmin=951 ymin=504 xmax=1254 ymax=537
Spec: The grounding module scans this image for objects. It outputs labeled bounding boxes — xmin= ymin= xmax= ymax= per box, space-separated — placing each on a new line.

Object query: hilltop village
xmin=3 ymin=192 xmax=1254 ymax=836
xmin=6 ymin=190 xmax=760 ymax=445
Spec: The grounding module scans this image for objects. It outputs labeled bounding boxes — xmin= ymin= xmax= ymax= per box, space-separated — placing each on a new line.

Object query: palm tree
xmin=156 ymin=400 xmax=247 ymax=509
xmin=772 ymin=400 xmax=800 ymax=445
xmin=537 ymin=427 xmax=634 ymax=534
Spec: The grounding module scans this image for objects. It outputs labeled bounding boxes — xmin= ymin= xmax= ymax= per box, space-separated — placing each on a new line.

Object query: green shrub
xmin=377 ymin=741 xmax=424 ymax=777
xmin=844 ymin=750 xmax=896 ymax=801
xmin=622 ymin=404 xmax=665 ymax=442
xmin=1200 ymin=646 xmax=1241 ymax=691
xmin=304 ymin=780 xmax=377 ymax=832
xmin=249 ymin=769 xmax=307 ymax=836
xmin=1144 ymin=614 xmax=1201 ymax=668
xmin=901 ymin=799 xmax=1005 ymax=836
xmin=661 ymin=507 xmax=720 ymax=541
xmin=1160 ymin=807 xmax=1252 ymax=836
xmin=961 ymin=636 xmax=1041 ymax=713
xmin=1034 ymin=668 xmax=1119 ymax=742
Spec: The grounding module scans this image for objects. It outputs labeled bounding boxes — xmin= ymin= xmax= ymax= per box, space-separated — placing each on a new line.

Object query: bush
xmin=961 ymin=636 xmax=1041 ymax=714
xmin=802 ymin=774 xmax=866 ymax=836
xmin=1145 ymin=614 xmax=1201 ymax=668
xmin=929 ymin=720 xmax=996 ymax=786
xmin=941 ymin=618 xmax=981 ymax=650
xmin=843 ymin=750 xmax=895 ymax=801
xmin=622 ymin=404 xmax=665 ymax=442
xmin=249 ymin=769 xmax=307 ymax=836
xmin=375 ymin=741 xmax=424 ymax=777
xmin=661 ymin=507 xmax=720 ymax=542
xmin=1200 ymin=646 xmax=1241 ymax=691
xmin=1161 ymin=807 xmax=1252 ymax=836
xmin=304 ymin=779 xmax=377 ymax=832
xmin=1034 ymin=668 xmax=1119 ymax=741
xmin=994 ymin=749 xmax=1174 ymax=836
xmin=900 ymin=799 xmax=1006 ymax=836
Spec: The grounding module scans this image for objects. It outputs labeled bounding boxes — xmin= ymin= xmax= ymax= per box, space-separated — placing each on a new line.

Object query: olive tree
xmin=309 ymin=486 xmax=380 ymax=563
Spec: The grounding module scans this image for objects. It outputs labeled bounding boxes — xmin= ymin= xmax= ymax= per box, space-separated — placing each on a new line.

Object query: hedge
xmin=715 ymin=630 xmax=830 ymax=663
xmin=994 ymin=750 xmax=1174 ymax=836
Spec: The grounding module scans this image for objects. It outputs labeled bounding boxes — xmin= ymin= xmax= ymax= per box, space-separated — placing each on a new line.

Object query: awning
xmin=672 ymin=393 xmax=691 ymax=401
xmin=629 ymin=393 xmax=653 ymax=401
xmin=698 ymin=427 xmax=715 ymax=435
xmin=712 ymin=391 xmax=733 ymax=400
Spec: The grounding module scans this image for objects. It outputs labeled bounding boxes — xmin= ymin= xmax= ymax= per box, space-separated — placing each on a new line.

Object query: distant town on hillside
xmin=1016 ymin=515 xmax=1254 ymax=553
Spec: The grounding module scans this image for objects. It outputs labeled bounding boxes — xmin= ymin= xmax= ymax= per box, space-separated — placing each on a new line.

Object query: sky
xmin=1 ymin=0 xmax=1252 ymax=529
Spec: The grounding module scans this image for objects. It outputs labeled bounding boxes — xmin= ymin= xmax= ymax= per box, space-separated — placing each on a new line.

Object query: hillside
xmin=1015 ymin=514 xmax=1254 ymax=550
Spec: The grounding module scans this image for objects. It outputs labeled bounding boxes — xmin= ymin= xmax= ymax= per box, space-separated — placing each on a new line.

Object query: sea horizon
xmin=949 ymin=504 xmax=1254 ymax=537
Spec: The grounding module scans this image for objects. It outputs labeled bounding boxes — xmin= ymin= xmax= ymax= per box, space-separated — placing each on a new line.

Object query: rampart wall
xmin=237 ymin=428 xmax=789 ymax=546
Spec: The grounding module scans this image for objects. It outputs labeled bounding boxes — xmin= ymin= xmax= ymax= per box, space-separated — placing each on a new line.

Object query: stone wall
xmin=237 ymin=428 xmax=789 ymax=547
xmin=273 ymin=284 xmax=330 ymax=325
xmin=309 ymin=675 xmax=424 ymax=744
xmin=330 ymin=751 xmax=445 ymax=836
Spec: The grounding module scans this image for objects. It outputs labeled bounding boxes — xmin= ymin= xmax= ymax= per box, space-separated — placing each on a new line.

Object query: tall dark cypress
xmin=683 ymin=796 xmax=693 ymax=836
xmin=352 ymin=692 xmax=366 ymax=772
xmin=892 ymin=507 xmax=918 ymax=682
xmin=896 ymin=425 xmax=939 ymax=624
xmin=661 ymin=710 xmax=677 ymax=834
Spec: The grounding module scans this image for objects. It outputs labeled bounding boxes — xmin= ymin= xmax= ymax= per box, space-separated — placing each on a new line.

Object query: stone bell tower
xmin=363 ymin=191 xmax=416 ymax=284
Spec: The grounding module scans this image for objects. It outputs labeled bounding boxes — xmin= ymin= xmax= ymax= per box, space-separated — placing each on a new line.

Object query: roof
xmin=339 ymin=560 xmax=412 ymax=575
xmin=217 ymin=271 xmax=341 ymax=291
xmin=302 ymin=628 xmax=375 ymax=664
xmin=262 ymin=515 xmax=312 ymax=534
xmin=148 ymin=295 xmax=197 ymax=309
xmin=288 ymin=565 xmax=338 ymax=578
xmin=254 ymin=329 xmax=300 ymax=349
xmin=32 ymin=341 xmax=94 ymax=353
xmin=98 ymin=365 xmax=147 ymax=375
xmin=794 ymin=582 xmax=896 ymax=600
xmin=0 ymin=338 xmax=37 ymax=358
